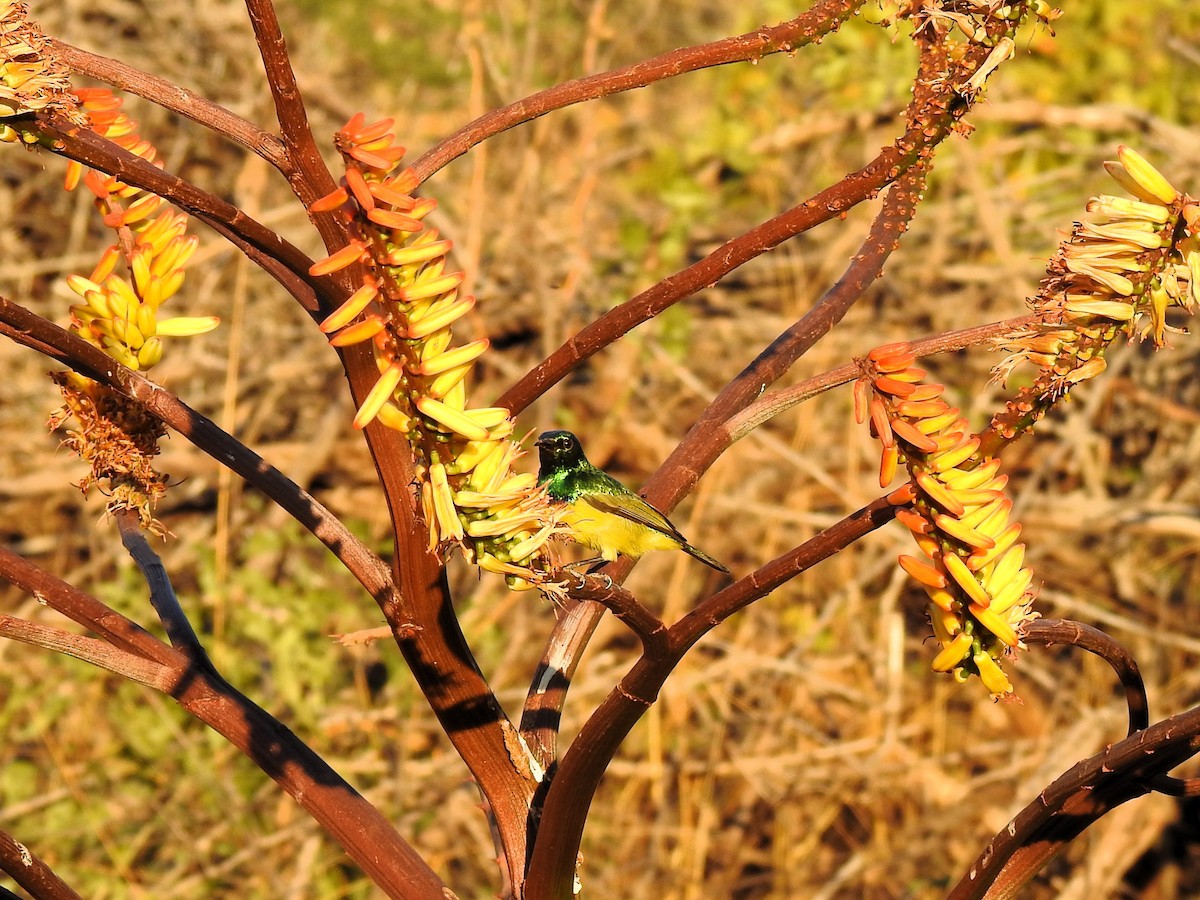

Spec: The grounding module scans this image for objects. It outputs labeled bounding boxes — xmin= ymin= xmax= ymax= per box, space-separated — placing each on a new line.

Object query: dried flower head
xmin=0 ymin=2 xmax=85 ymax=143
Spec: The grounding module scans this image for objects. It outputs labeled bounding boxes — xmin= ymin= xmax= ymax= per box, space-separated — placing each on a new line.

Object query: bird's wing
xmin=582 ymin=487 xmax=685 ymax=541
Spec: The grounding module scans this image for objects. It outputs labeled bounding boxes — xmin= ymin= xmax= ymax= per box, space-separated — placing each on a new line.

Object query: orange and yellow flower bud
xmin=872 ymin=148 xmax=1197 ymax=697
xmin=37 ymin=85 xmax=217 ymax=533
xmin=858 ymin=342 xmax=1038 ymax=699
xmin=312 ymin=114 xmax=565 ymax=586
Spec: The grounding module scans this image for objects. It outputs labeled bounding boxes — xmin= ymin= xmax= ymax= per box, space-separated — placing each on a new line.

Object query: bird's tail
xmin=683 ymin=543 xmax=730 ymax=574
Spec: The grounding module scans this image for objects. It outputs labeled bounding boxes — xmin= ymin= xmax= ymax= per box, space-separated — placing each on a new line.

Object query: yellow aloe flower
xmin=309 ymin=114 xmax=565 ymax=587
xmin=857 ymin=342 xmax=1037 ymax=699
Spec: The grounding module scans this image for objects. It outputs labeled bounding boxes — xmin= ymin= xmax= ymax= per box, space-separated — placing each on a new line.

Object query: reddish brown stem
xmin=0 ymin=547 xmax=446 ymax=899
xmin=568 ymin=573 xmax=667 ymax=656
xmin=1022 ymin=619 xmax=1149 ymax=736
xmin=520 ymin=595 xmax=617 ymax=768
xmin=0 ymin=547 xmax=174 ymax=667
xmin=497 ymin=147 xmax=934 ymax=416
xmin=524 ymin=496 xmax=899 ymax=898
xmin=243 ymin=0 xmax=338 ymax=205
xmin=0 ymin=828 xmax=83 ymax=900
xmin=949 ymin=704 xmax=1200 ymax=900
xmin=49 ymin=38 xmax=288 ymax=169
xmin=0 ymin=615 xmax=172 ymax=690
xmin=728 ymin=314 xmax=1039 ymax=440
xmin=412 ymin=0 xmax=865 ymax=183
xmin=676 ymin=498 xmax=898 ymax=647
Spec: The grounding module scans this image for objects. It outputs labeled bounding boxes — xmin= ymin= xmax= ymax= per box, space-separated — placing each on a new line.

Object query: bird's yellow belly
xmin=563 ymin=500 xmax=679 ymax=560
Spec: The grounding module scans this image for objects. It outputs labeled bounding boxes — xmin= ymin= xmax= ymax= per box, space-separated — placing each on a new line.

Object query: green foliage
xmin=1019 ymin=0 xmax=1200 ymax=120
xmin=0 ymin=515 xmax=420 ymax=897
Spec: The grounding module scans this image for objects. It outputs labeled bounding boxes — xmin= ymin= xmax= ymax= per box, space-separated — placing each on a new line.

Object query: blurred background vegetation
xmin=2 ymin=1 xmax=1200 ymax=897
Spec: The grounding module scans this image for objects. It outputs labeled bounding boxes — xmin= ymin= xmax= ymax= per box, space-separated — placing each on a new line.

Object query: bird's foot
xmin=556 ymin=558 xmax=616 ymax=591
xmin=581 ymin=559 xmax=617 ymax=590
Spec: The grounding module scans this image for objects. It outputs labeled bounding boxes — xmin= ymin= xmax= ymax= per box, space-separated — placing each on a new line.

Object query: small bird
xmin=535 ymin=429 xmax=729 ymax=573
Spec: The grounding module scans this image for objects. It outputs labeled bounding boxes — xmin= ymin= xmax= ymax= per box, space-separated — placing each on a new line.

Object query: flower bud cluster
xmin=991 ymin=146 xmax=1198 ymax=442
xmin=61 ymin=89 xmax=216 ymax=375
xmin=49 ymin=88 xmax=215 ymax=532
xmin=856 ymin=343 xmax=1037 ymax=698
xmin=310 ymin=114 xmax=561 ymax=587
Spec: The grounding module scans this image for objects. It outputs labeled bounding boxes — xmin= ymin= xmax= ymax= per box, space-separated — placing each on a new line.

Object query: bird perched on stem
xmin=535 ymin=430 xmax=729 ymax=573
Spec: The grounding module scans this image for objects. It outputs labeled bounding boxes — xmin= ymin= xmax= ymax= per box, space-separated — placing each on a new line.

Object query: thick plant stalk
xmin=2 ymin=1 xmax=1199 ymax=898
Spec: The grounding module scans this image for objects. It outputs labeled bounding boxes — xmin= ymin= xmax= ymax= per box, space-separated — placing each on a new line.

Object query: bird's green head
xmin=535 ymin=429 xmax=589 ymax=477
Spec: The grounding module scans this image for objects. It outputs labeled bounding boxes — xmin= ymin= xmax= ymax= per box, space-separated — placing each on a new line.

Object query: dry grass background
xmin=2 ymin=1 xmax=1200 ymax=897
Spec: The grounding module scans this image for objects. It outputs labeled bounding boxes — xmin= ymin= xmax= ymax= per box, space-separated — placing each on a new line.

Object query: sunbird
xmin=535 ymin=430 xmax=730 ymax=573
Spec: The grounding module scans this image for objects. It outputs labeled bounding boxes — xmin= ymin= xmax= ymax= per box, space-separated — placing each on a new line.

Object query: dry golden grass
xmin=2 ymin=1 xmax=1200 ymax=897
